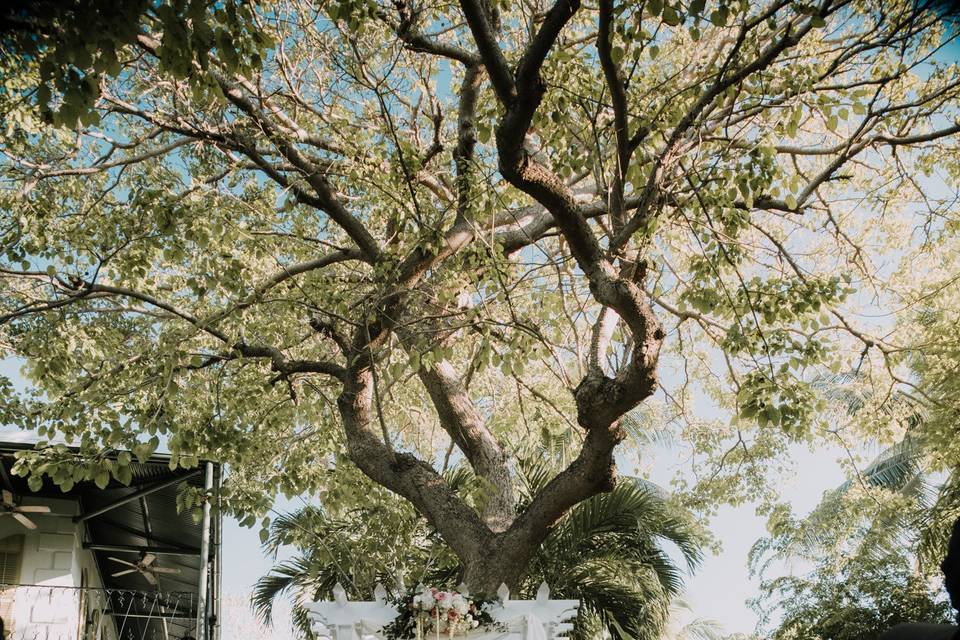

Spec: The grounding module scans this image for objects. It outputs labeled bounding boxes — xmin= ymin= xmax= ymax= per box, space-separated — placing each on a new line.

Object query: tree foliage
xmin=758 ymin=553 xmax=953 ymax=640
xmin=1 ymin=0 xmax=959 ymax=590
xmin=751 ymin=366 xmax=960 ymax=637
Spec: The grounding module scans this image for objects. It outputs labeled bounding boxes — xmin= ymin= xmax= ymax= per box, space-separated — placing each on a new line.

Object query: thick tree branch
xmin=380 ymin=3 xmax=480 ymax=66
xmin=458 ymin=0 xmax=515 ymax=103
xmin=456 ymin=0 xmax=667 ymax=576
xmin=217 ymin=79 xmax=382 ymax=261
xmin=455 ymin=65 xmax=483 ymax=223
xmin=417 ymin=359 xmax=515 ymax=532
xmin=597 ymin=0 xmax=631 ymax=232
xmin=337 ymin=369 xmax=492 ymax=564
xmin=136 ymin=35 xmax=382 ymax=262
xmin=9 ymin=276 xmax=350 ymax=380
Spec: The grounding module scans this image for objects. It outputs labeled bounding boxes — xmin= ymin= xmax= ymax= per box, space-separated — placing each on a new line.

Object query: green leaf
xmin=662 ymin=6 xmax=681 ymax=26
xmin=710 ymin=7 xmax=729 ymax=26
xmin=477 ymin=122 xmax=491 ymax=144
xmin=94 ymin=470 xmax=110 ymax=489
xmin=116 ymin=465 xmax=133 ymax=486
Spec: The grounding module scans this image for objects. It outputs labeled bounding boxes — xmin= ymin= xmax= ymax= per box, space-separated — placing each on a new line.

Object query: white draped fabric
xmin=306 ymin=583 xmax=578 ymax=640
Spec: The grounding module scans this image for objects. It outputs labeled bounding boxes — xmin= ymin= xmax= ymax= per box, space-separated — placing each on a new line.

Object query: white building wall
xmin=1 ymin=495 xmax=81 ymax=640
xmin=1 ymin=494 xmax=161 ymax=640
xmin=69 ymin=520 xmax=118 ymax=640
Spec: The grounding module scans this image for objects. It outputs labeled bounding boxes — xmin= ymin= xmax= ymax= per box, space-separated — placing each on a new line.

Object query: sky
xmin=643 ymin=442 xmax=850 ymax=635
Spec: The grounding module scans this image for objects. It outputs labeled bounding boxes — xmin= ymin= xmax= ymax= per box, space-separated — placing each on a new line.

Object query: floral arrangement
xmin=381 ymin=587 xmax=501 ymax=640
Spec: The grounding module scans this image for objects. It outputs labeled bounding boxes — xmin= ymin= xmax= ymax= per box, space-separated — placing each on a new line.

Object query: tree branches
xmin=2 ymin=0 xmax=959 ymax=595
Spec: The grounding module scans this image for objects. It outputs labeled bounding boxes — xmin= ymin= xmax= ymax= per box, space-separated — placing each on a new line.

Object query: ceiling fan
xmin=1 ymin=489 xmax=51 ymax=530
xmin=108 ymin=553 xmax=181 ymax=585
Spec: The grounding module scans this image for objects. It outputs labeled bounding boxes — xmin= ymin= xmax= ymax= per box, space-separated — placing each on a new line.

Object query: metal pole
xmin=212 ymin=464 xmax=223 ymax=640
xmin=196 ymin=462 xmax=214 ymax=640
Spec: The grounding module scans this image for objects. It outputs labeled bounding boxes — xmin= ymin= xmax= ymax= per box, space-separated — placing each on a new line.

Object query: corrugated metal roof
xmin=0 ymin=440 xmax=220 ymax=640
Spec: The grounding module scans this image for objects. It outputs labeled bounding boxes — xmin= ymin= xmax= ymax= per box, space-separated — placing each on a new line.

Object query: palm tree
xmin=750 ymin=371 xmax=960 ymax=638
xmin=252 ymin=498 xmax=459 ymax=634
xmin=750 ymin=372 xmax=960 ymax=569
xmin=253 ymin=460 xmax=703 ymax=640
xmin=516 ymin=459 xmax=703 ymax=640
xmin=661 ymin=598 xmax=725 ymax=640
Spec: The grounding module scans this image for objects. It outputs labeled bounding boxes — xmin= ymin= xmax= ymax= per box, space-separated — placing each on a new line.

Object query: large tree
xmin=1 ymin=0 xmax=959 ymax=592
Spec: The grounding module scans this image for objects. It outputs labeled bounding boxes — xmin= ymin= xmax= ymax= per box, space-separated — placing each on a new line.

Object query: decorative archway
xmin=306 ymin=583 xmax=578 ymax=640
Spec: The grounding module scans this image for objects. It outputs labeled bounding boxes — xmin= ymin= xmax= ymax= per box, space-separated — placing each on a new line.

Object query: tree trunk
xmin=459 ymin=538 xmax=537 ymax=596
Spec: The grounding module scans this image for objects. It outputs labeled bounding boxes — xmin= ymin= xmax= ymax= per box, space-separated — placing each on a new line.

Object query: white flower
xmin=452 ymin=595 xmax=469 ymax=615
xmin=419 ymin=590 xmax=435 ymax=610
xmin=472 ymin=620 xmax=480 ymax=628
xmin=412 ymin=595 xmax=422 ymax=607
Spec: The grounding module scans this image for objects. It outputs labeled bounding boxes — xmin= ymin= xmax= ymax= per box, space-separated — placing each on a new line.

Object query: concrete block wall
xmin=0 ymin=495 xmax=135 ymax=640
xmin=2 ymin=496 xmax=81 ymax=640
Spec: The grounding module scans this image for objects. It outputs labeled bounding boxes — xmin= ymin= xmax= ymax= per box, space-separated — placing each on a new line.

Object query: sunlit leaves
xmin=736 ymin=372 xmax=821 ymax=437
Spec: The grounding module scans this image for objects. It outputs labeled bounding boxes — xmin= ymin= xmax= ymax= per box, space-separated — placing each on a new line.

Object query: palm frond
xmin=570 ymin=604 xmax=609 ymax=640
xmin=835 ymin=436 xmax=925 ymax=494
xmin=253 ymin=556 xmax=324 ymax=626
xmin=664 ymin=597 xmax=726 ymax=640
xmin=673 ymin=618 xmax=726 ymax=640
xmin=290 ymin=602 xmax=316 ymax=639
xmin=620 ymin=410 xmax=676 ymax=449
xmin=516 ymin=456 xmax=558 ymax=501
xmin=918 ymin=471 xmax=960 ymax=570
xmin=562 ymin=556 xmax=671 ymax=640
xmin=263 ymin=505 xmax=330 ymax=554
xmin=443 ymin=464 xmax=478 ymax=493
xmin=527 ymin=476 xmax=704 ymax=640
xmin=553 ymin=480 xmax=702 ymax=571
